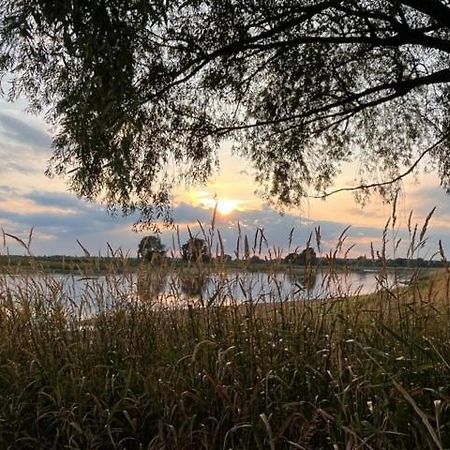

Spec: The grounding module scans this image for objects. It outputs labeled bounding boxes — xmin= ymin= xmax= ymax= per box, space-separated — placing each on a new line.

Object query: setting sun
xmin=215 ymin=199 xmax=239 ymax=215
xmin=187 ymin=192 xmax=245 ymax=215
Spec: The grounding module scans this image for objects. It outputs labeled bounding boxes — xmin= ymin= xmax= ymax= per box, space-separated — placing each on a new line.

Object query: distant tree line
xmin=136 ymin=236 xmax=446 ymax=268
xmin=0 ymin=247 xmax=446 ymax=270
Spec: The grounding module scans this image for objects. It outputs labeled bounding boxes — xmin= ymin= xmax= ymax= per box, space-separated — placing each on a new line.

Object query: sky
xmin=1 ymin=96 xmax=450 ymax=260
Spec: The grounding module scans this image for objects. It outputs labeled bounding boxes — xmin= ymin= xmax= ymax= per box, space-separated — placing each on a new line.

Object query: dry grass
xmin=0 ymin=216 xmax=449 ymax=449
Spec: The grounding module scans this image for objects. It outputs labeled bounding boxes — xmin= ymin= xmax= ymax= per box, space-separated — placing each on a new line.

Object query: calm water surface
xmin=2 ymin=270 xmax=408 ymax=310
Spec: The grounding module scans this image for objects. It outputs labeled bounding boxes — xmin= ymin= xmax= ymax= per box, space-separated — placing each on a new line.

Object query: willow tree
xmin=1 ymin=0 xmax=450 ymax=222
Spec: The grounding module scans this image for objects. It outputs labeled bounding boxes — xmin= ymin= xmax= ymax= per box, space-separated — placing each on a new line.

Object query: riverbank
xmin=0 ymin=253 xmax=437 ymax=276
xmin=0 ymin=263 xmax=449 ymax=448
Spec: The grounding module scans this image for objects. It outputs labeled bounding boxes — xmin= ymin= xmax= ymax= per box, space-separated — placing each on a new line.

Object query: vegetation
xmin=0 ymin=254 xmax=140 ymax=274
xmin=0 ymin=251 xmax=445 ymax=275
xmin=285 ymin=247 xmax=317 ymax=266
xmin=137 ymin=235 xmax=166 ymax=261
xmin=2 ymin=2 xmax=450 ymax=220
xmin=0 ymin=216 xmax=450 ymax=449
xmin=182 ymin=237 xmax=210 ymax=263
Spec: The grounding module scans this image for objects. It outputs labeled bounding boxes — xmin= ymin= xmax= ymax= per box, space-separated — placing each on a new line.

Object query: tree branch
xmin=398 ymin=0 xmax=450 ymax=29
xmin=210 ymin=68 xmax=450 ymax=135
xmin=245 ymin=33 xmax=450 ymax=53
xmin=142 ymin=1 xmax=337 ymax=103
xmin=309 ymin=133 xmax=449 ymax=199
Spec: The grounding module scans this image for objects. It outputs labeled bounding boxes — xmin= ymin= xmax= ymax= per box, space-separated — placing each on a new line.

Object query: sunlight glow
xmin=215 ymin=199 xmax=239 ymax=215
xmin=184 ymin=190 xmax=248 ymax=215
xmin=196 ymin=196 xmax=243 ymax=215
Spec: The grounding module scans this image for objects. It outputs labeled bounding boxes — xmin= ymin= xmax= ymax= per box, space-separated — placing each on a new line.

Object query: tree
xmin=182 ymin=238 xmax=210 ymax=262
xmin=300 ymin=247 xmax=317 ymax=266
xmin=2 ymin=1 xmax=450 ymax=222
xmin=137 ymin=235 xmax=166 ymax=261
xmin=285 ymin=247 xmax=317 ymax=265
xmin=217 ymin=254 xmax=233 ymax=263
xmin=249 ymin=255 xmax=264 ymax=264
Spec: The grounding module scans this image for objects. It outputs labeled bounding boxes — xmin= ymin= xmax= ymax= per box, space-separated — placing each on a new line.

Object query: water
xmin=1 ymin=269 xmax=407 ymax=311
xmin=144 ymin=270 xmax=402 ymax=306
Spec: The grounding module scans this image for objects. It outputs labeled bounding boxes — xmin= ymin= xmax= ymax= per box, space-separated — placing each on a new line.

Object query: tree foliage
xmin=2 ymin=1 xmax=450 ymax=221
xmin=137 ymin=235 xmax=166 ymax=261
xmin=182 ymin=237 xmax=210 ymax=262
xmin=285 ymin=247 xmax=317 ymax=265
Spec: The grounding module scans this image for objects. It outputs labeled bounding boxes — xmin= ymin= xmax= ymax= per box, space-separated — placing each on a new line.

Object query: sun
xmin=188 ymin=193 xmax=244 ymax=215
xmin=215 ymin=199 xmax=239 ymax=215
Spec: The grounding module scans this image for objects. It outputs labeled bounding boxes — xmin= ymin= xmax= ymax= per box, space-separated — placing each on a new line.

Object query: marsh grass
xmin=0 ymin=216 xmax=449 ymax=449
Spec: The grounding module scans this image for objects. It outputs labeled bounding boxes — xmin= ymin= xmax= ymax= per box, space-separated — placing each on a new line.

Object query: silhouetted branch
xmin=310 ymin=134 xmax=449 ymax=199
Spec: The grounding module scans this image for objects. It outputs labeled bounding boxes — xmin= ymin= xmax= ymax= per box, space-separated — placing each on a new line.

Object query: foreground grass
xmin=0 ymin=261 xmax=449 ymax=450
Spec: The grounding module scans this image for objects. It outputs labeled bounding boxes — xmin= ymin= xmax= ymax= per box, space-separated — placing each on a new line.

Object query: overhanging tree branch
xmin=309 ymin=133 xmax=449 ymax=200
xmin=2 ymin=0 xmax=450 ymax=221
xmin=398 ymin=0 xmax=450 ymax=29
xmin=210 ymin=68 xmax=450 ymax=136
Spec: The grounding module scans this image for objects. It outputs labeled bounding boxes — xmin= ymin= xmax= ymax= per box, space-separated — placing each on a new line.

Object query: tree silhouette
xmin=2 ymin=1 xmax=450 ymax=220
xmin=138 ymin=235 xmax=166 ymax=261
xmin=285 ymin=247 xmax=317 ymax=266
xmin=181 ymin=238 xmax=210 ymax=262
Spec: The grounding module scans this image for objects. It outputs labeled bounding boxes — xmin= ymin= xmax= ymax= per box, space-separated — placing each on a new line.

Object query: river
xmin=1 ymin=269 xmax=409 ymax=311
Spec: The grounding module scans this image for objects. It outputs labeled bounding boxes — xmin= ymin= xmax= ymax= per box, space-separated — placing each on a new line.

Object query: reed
xmin=0 ymin=213 xmax=448 ymax=449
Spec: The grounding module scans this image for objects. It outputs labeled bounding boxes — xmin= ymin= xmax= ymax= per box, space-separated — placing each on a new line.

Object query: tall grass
xmin=0 ymin=215 xmax=449 ymax=449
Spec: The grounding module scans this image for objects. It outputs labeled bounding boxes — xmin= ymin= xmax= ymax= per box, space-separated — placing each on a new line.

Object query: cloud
xmin=0 ymin=185 xmax=15 ymax=195
xmin=0 ymin=113 xmax=51 ymax=149
xmin=172 ymin=202 xmax=214 ymax=224
xmin=26 ymin=191 xmax=85 ymax=210
xmin=164 ymin=202 xmax=392 ymax=257
xmin=408 ymin=186 xmax=450 ymax=217
xmin=1 ymin=189 xmax=449 ymax=258
xmin=7 ymin=204 xmax=129 ymax=235
xmin=0 ymin=206 xmax=137 ymax=256
xmin=0 ymin=191 xmax=135 ymax=248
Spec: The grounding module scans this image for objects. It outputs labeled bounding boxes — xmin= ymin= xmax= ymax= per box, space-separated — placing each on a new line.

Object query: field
xmin=0 ymin=223 xmax=450 ymax=449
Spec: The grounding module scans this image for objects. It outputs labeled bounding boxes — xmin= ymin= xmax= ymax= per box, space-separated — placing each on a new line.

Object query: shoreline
xmin=0 ymin=254 xmax=439 ymax=276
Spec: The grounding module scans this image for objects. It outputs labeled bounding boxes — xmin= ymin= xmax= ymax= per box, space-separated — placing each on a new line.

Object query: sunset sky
xmin=1 ymin=96 xmax=449 ymax=259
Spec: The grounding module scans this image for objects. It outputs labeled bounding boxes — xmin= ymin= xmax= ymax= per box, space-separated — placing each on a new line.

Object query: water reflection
xmin=179 ymin=274 xmax=208 ymax=297
xmin=138 ymin=269 xmax=393 ymax=306
xmin=286 ymin=269 xmax=318 ymax=293
xmin=3 ymin=269 xmax=406 ymax=310
xmin=137 ymin=270 xmax=167 ymax=301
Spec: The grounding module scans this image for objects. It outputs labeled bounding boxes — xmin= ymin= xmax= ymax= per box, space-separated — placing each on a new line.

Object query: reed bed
xmin=0 ymin=218 xmax=449 ymax=449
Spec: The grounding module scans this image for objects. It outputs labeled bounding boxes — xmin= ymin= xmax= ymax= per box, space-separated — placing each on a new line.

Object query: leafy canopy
xmin=1 ymin=0 xmax=450 ymax=222
xmin=138 ymin=235 xmax=165 ymax=260
xmin=181 ymin=237 xmax=209 ymax=262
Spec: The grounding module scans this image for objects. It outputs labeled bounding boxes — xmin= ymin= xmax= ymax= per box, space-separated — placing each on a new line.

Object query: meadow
xmin=0 ymin=217 xmax=449 ymax=449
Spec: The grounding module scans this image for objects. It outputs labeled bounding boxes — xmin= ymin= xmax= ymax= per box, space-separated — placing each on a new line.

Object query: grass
xmin=0 ymin=218 xmax=449 ymax=449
